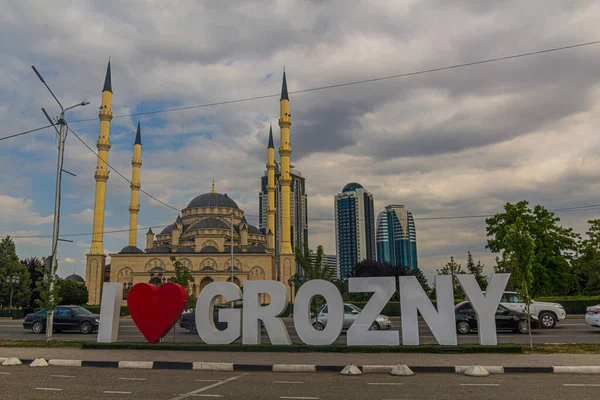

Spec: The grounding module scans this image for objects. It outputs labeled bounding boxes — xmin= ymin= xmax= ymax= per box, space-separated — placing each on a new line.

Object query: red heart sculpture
xmin=127 ymin=282 xmax=188 ymax=344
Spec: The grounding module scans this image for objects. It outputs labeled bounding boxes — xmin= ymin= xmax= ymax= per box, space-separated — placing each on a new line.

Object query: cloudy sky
xmin=2 ymin=0 xmax=600 ymax=282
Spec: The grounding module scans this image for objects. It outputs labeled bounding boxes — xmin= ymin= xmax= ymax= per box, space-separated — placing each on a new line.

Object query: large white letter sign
xmin=399 ymin=275 xmax=457 ymax=346
xmin=196 ymin=282 xmax=242 ymax=345
xmin=293 ymin=279 xmax=343 ymax=345
xmin=97 ymin=282 xmax=123 ymax=343
xmin=458 ymin=273 xmax=510 ymax=346
xmin=347 ymin=277 xmax=399 ymax=346
xmin=242 ymin=280 xmax=291 ymax=345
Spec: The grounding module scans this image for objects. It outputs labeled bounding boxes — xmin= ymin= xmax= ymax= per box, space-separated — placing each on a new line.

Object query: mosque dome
xmin=119 ymin=245 xmax=144 ymax=254
xmin=191 ymin=218 xmax=229 ymax=230
xmin=186 ymin=192 xmax=239 ymax=209
xmin=342 ymin=182 xmax=364 ymax=193
xmin=65 ymin=273 xmax=85 ymax=283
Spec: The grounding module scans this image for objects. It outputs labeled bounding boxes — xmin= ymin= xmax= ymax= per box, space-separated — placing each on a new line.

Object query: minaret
xmin=266 ymin=124 xmax=276 ymax=240
xmin=128 ymin=121 xmax=142 ymax=247
xmin=278 ymin=70 xmax=293 ymax=255
xmin=89 ymin=60 xmax=113 ymax=255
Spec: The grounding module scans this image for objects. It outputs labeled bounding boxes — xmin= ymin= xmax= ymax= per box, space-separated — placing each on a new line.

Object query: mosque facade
xmin=85 ymin=62 xmax=296 ymax=305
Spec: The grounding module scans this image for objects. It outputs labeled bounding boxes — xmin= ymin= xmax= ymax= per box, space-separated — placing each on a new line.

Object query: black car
xmin=455 ymin=301 xmax=540 ymax=334
xmin=23 ymin=306 xmax=99 ymax=334
xmin=180 ymin=307 xmax=228 ymax=333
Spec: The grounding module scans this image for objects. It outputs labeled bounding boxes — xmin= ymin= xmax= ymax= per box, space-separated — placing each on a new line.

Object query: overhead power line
xmin=69 ymin=39 xmax=600 ymax=123
xmin=67 ymin=126 xmax=182 ymax=213
xmin=0 ymin=124 xmax=54 ymax=141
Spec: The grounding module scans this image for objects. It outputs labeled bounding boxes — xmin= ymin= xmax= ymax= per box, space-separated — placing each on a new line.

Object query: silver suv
xmin=500 ymin=291 xmax=566 ymax=328
xmin=311 ymin=303 xmax=392 ymax=331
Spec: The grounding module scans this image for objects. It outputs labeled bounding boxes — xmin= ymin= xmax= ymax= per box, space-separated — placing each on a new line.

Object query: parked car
xmin=499 ymin=291 xmax=566 ymax=328
xmin=23 ymin=306 xmax=99 ymax=334
xmin=311 ymin=303 xmax=392 ymax=331
xmin=585 ymin=304 xmax=600 ymax=328
xmin=455 ymin=301 xmax=540 ymax=334
xmin=180 ymin=307 xmax=264 ymax=333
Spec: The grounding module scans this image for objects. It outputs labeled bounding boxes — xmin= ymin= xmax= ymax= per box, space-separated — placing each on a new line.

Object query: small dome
xmin=224 ymin=246 xmax=241 ymax=253
xmin=342 ymin=182 xmax=364 ymax=193
xmin=159 ymin=223 xmax=176 ymax=235
xmin=248 ymin=224 xmax=261 ymax=234
xmin=119 ymin=245 xmax=144 ymax=254
xmin=247 ymin=244 xmax=266 ymax=253
xmin=199 ymin=245 xmax=219 ymax=253
xmin=186 ymin=192 xmax=239 ymax=209
xmin=191 ymin=218 xmax=229 ymax=230
xmin=176 ymin=246 xmax=195 ymax=253
xmin=146 ymin=244 xmax=171 ymax=253
xmin=65 ymin=274 xmax=85 ymax=283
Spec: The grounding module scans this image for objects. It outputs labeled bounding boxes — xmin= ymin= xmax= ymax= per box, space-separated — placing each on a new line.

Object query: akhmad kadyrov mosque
xmin=84 ymin=61 xmax=296 ymax=305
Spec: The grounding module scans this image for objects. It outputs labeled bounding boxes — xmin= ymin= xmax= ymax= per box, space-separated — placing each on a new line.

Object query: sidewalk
xmin=2 ymin=347 xmax=600 ymax=367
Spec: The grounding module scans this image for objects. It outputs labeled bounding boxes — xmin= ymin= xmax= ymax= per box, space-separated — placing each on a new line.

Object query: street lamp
xmin=7 ymin=275 xmax=20 ymax=311
xmin=31 ymin=65 xmax=89 ymax=342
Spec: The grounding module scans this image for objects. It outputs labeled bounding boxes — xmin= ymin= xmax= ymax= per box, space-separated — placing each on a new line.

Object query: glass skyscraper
xmin=376 ymin=205 xmax=418 ymax=270
xmin=334 ymin=182 xmax=376 ymax=280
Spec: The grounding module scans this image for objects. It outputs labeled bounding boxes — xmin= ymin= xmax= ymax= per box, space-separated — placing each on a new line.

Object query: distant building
xmin=310 ymin=253 xmax=337 ymax=273
xmin=376 ymin=205 xmax=418 ymax=270
xmin=334 ymin=182 xmax=376 ymax=280
xmin=259 ymin=163 xmax=308 ymax=275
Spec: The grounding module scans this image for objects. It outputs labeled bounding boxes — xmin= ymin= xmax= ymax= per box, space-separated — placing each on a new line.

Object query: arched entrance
xmin=197 ymin=276 xmax=214 ymax=297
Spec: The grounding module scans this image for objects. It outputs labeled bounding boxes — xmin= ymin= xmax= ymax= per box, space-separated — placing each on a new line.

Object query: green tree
xmin=20 ymin=257 xmax=44 ymax=313
xmin=504 ymin=217 xmax=535 ymax=348
xmin=292 ymin=243 xmax=336 ymax=316
xmin=0 ymin=236 xmax=32 ymax=309
xmin=35 ymin=259 xmax=61 ymax=314
xmin=56 ymin=280 xmax=88 ymax=305
xmin=168 ymin=256 xmax=196 ymax=309
xmin=572 ymin=219 xmax=600 ymax=295
xmin=486 ymin=201 xmax=578 ymax=296
xmin=437 ymin=256 xmax=465 ymax=299
xmin=408 ymin=268 xmax=431 ymax=297
xmin=466 ymin=251 xmax=488 ymax=290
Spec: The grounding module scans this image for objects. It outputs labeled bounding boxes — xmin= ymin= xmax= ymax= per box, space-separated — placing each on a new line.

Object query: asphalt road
xmin=1 ymin=366 xmax=600 ymax=400
xmin=1 ymin=318 xmax=599 ymax=344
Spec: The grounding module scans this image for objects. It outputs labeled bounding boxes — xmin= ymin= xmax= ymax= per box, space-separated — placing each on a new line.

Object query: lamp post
xmin=32 ymin=65 xmax=89 ymax=343
xmin=8 ymin=275 xmax=20 ymax=311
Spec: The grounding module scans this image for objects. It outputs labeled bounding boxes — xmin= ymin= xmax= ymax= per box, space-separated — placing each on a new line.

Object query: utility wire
xmin=0 ymin=124 xmax=54 ymax=141
xmin=7 ymin=203 xmax=600 ymax=239
xmin=69 ymin=39 xmax=600 ymax=123
xmin=67 ymin=126 xmax=182 ymax=213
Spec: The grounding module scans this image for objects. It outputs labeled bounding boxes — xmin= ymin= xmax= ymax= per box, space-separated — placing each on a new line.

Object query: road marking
xmin=367 ymin=383 xmax=403 ymax=386
xmin=0 ymin=372 xmax=11 ymax=375
xmin=563 ymin=384 xmax=600 ymax=387
xmin=460 ymin=384 xmax=500 ymax=387
xmin=51 ymin=375 xmax=76 ymax=378
xmin=195 ymin=380 xmax=222 ymax=382
xmin=104 ymin=391 xmax=132 ymax=394
xmin=118 ymin=377 xmax=146 ymax=381
xmin=184 ymin=395 xmax=223 ymax=398
xmin=170 ymin=374 xmax=246 ymax=400
xmin=35 ymin=388 xmax=63 ymax=391
xmin=280 ymin=397 xmax=319 ymax=400
xmin=274 ymin=381 xmax=304 ymax=384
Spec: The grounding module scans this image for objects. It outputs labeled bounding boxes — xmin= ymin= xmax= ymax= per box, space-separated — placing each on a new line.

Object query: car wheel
xmin=539 ymin=312 xmax=557 ymax=329
xmin=80 ymin=321 xmax=93 ymax=334
xmin=517 ymin=320 xmax=530 ymax=334
xmin=32 ymin=321 xmax=44 ymax=334
xmin=368 ymin=322 xmax=380 ymax=331
xmin=313 ymin=322 xmax=325 ymax=331
xmin=456 ymin=321 xmax=471 ymax=334
xmin=189 ymin=322 xmax=198 ymax=334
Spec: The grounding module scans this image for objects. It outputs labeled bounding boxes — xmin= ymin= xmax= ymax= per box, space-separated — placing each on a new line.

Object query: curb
xmin=2 ymin=358 xmax=600 ymax=374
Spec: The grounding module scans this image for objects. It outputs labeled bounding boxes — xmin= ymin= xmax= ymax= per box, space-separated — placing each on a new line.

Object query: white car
xmin=585 ymin=305 xmax=600 ymax=328
xmin=500 ymin=291 xmax=566 ymax=328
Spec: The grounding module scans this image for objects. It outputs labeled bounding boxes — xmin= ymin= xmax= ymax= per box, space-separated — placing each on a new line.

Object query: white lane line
xmin=104 ymin=391 xmax=132 ymax=394
xmin=195 ymin=380 xmax=222 ymax=382
xmin=367 ymin=383 xmax=403 ymax=386
xmin=35 ymin=388 xmax=63 ymax=391
xmin=459 ymin=381 xmax=502 ymax=386
xmin=183 ymin=395 xmax=223 ymax=398
xmin=170 ymin=374 xmax=246 ymax=400
xmin=118 ymin=377 xmax=146 ymax=381
xmin=563 ymin=384 xmax=600 ymax=387
xmin=51 ymin=375 xmax=76 ymax=378
xmin=280 ymin=397 xmax=319 ymax=400
xmin=0 ymin=372 xmax=11 ymax=375
xmin=274 ymin=381 xmax=304 ymax=384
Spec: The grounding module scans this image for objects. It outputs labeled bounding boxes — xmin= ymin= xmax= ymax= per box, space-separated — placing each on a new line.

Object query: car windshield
xmin=36 ymin=310 xmax=48 ymax=315
xmin=71 ymin=307 xmax=93 ymax=316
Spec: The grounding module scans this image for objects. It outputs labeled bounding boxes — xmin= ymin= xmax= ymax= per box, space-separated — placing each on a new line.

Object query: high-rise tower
xmin=128 ymin=121 xmax=142 ymax=247
xmin=86 ymin=60 xmax=113 ymax=304
xmin=266 ymin=124 xmax=276 ymax=239
xmin=376 ymin=205 xmax=418 ymax=270
xmin=278 ymin=70 xmax=293 ymax=255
